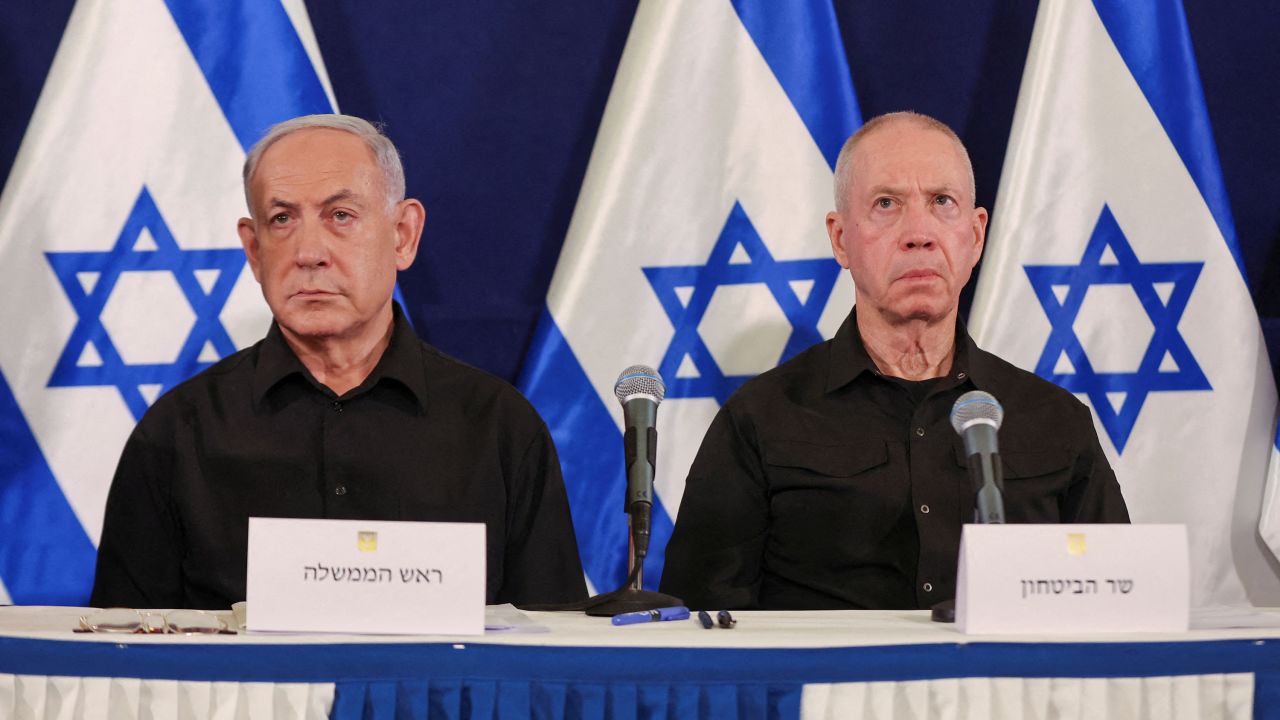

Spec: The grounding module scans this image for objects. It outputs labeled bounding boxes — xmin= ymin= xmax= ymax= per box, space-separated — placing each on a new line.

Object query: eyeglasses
xmin=77 ymin=608 xmax=233 ymax=635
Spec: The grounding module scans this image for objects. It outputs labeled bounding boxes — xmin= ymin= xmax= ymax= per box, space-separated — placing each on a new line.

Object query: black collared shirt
xmin=660 ymin=308 xmax=1129 ymax=610
xmin=90 ymin=305 xmax=587 ymax=609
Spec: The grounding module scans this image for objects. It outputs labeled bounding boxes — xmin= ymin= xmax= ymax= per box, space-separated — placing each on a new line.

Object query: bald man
xmin=661 ymin=112 xmax=1128 ymax=611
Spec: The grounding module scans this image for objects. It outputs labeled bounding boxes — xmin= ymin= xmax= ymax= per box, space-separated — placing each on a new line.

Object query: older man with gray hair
xmin=91 ymin=114 xmax=586 ymax=609
xmin=661 ymin=111 xmax=1128 ymax=611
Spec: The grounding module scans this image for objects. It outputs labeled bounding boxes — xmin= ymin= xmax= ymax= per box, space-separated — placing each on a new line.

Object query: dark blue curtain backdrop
xmin=3 ymin=2 xmax=1277 ymax=386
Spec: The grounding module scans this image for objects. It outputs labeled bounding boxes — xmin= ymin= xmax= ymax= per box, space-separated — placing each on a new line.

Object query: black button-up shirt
xmin=91 ymin=305 xmax=587 ymax=609
xmin=660 ymin=308 xmax=1129 ymax=610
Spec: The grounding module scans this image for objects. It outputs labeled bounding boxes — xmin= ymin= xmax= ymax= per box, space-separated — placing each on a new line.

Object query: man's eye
xmin=271 ymin=214 xmax=290 ymax=224
xmin=875 ymin=198 xmax=894 ymax=209
xmin=935 ymin=195 xmax=954 ymax=206
xmin=333 ymin=211 xmax=350 ymax=221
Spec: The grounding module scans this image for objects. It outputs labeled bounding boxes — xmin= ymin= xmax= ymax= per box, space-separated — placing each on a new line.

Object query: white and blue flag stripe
xmin=520 ymin=0 xmax=859 ymax=594
xmin=970 ymin=0 xmax=1279 ymax=606
xmin=0 ymin=0 xmax=337 ymax=604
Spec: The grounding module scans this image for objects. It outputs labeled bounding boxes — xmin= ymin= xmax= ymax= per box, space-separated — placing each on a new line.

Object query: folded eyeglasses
xmin=77 ymin=608 xmax=233 ymax=635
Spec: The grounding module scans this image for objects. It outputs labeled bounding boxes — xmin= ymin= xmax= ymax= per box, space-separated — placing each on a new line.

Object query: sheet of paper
xmin=956 ymin=524 xmax=1189 ymax=634
xmin=484 ymin=604 xmax=550 ymax=634
xmin=246 ymin=517 xmax=485 ymax=635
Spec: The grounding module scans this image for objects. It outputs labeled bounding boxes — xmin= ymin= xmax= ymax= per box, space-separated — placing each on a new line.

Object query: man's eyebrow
xmin=865 ymin=183 xmax=963 ymax=197
xmin=265 ymin=190 xmax=362 ymax=211
xmin=867 ymin=184 xmax=901 ymax=196
xmin=319 ymin=190 xmax=359 ymax=207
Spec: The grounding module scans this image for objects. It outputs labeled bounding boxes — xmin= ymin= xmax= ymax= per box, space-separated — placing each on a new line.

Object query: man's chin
xmin=881 ymin=298 xmax=954 ymax=325
xmin=274 ymin=308 xmax=354 ymax=341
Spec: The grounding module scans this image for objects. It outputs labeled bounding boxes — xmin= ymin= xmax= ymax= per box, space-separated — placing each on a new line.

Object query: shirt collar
xmin=825 ymin=307 xmax=878 ymax=393
xmin=824 ymin=305 xmax=991 ymax=393
xmin=252 ymin=302 xmax=428 ymax=411
xmin=956 ymin=317 xmax=1001 ymax=391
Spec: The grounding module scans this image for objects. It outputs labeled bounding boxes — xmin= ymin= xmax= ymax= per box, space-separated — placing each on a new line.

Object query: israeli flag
xmin=969 ymin=0 xmax=1279 ymax=606
xmin=519 ymin=0 xmax=859 ymax=593
xmin=0 ymin=0 xmax=336 ymax=604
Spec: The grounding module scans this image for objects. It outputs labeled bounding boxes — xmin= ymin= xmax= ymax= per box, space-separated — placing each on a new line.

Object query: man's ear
xmin=237 ymin=217 xmax=264 ymax=283
xmin=971 ymin=206 xmax=989 ymax=261
xmin=827 ymin=211 xmax=851 ymax=269
xmin=393 ymin=199 xmax=426 ymax=271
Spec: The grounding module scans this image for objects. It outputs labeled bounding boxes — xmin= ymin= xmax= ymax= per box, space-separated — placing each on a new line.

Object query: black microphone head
xmin=950 ymin=390 xmax=1003 ymax=434
xmin=614 ymin=365 xmax=666 ymax=405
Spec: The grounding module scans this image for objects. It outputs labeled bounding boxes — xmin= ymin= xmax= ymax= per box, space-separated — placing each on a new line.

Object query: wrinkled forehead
xmin=851 ymin=122 xmax=973 ymax=196
xmin=251 ymin=129 xmax=381 ymax=193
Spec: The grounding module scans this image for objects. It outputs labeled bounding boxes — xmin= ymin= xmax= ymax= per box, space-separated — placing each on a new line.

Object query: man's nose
xmin=899 ymin=202 xmax=937 ymax=250
xmin=294 ymin=220 xmax=330 ymax=268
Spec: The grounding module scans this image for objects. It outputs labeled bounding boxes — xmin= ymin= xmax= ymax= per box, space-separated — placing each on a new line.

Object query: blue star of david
xmin=46 ymin=186 xmax=245 ymax=421
xmin=1024 ymin=204 xmax=1209 ymax=453
xmin=643 ymin=201 xmax=841 ymax=404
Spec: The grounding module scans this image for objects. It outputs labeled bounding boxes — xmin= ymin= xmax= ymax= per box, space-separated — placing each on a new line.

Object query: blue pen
xmin=611 ymin=606 xmax=690 ymax=626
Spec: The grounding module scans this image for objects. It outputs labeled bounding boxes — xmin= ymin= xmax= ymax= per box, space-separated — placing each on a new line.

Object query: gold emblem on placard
xmin=1067 ymin=533 xmax=1087 ymax=556
xmin=357 ymin=531 xmax=378 ymax=552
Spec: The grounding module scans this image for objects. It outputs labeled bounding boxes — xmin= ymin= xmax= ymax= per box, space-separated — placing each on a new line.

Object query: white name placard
xmin=246 ymin=517 xmax=485 ymax=635
xmin=956 ymin=524 xmax=1188 ymax=635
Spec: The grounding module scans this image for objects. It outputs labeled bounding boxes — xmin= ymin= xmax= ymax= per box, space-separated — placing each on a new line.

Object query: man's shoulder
xmin=413 ymin=339 xmax=548 ymax=427
xmin=141 ymin=341 xmax=261 ymax=417
xmin=973 ymin=345 xmax=1083 ymax=407
xmin=723 ymin=338 xmax=831 ymax=413
xmin=415 ymin=339 xmax=523 ymax=397
xmin=116 ymin=340 xmax=261 ymax=448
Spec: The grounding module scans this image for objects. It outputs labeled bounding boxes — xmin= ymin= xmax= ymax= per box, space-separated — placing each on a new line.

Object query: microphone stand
xmin=584 ymin=503 xmax=682 ymax=616
xmin=520 ymin=365 xmax=682 ymax=616
xmin=932 ymin=439 xmax=1007 ymax=623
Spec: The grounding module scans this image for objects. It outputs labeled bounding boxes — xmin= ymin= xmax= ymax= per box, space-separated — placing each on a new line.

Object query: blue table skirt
xmin=4 ymin=637 xmax=1280 ymax=719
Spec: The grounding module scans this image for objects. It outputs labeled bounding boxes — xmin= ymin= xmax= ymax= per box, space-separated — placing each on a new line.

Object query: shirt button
xmin=920 ymin=504 xmax=930 ymax=514
xmin=915 ymin=427 xmax=925 ymax=437
xmin=923 ymin=582 xmax=934 ymax=593
xmin=332 ymin=401 xmax=343 ymax=412
xmin=957 ymin=372 xmax=967 ymax=380
xmin=335 ymin=485 xmax=347 ymax=496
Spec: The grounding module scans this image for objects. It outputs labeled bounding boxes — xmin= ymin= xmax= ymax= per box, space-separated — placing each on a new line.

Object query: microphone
xmin=950 ymin=390 xmax=1006 ymax=524
xmin=569 ymin=365 xmax=681 ymax=615
xmin=614 ymin=365 xmax=665 ymax=561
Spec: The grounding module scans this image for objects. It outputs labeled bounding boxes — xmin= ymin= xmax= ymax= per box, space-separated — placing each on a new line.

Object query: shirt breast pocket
xmin=761 ymin=439 xmax=904 ymax=551
xmin=762 ymin=439 xmax=899 ymax=508
xmin=763 ymin=440 xmax=889 ymax=486
xmin=954 ymin=444 xmax=1075 ymax=522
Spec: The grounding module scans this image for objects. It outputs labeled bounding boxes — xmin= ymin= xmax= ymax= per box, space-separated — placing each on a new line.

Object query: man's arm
xmin=89 ymin=422 xmax=185 ymax=608
xmin=1063 ymin=401 xmax=1130 ymax=523
xmin=495 ymin=424 xmax=588 ymax=605
xmin=660 ymin=404 xmax=769 ymax=609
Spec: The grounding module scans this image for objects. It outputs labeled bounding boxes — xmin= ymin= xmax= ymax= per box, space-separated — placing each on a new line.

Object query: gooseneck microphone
xmin=613 ymin=365 xmax=665 ymax=567
xmin=950 ymin=390 xmax=1006 ymax=524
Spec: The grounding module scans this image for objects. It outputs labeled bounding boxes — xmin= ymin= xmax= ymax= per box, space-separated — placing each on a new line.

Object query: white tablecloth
xmin=2 ymin=606 xmax=1278 ymax=719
